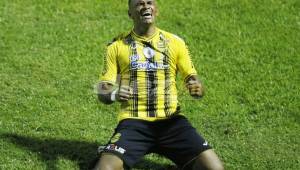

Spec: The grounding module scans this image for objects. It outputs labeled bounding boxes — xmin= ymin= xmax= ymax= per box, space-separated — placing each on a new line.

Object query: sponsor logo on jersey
xmin=131 ymin=61 xmax=169 ymax=70
xmin=130 ymin=55 xmax=140 ymax=61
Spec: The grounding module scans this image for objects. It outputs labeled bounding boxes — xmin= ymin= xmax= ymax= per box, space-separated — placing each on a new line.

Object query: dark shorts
xmin=100 ymin=115 xmax=211 ymax=169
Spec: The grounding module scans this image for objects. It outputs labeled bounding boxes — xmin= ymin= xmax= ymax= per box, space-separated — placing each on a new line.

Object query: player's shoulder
xmin=158 ymin=29 xmax=186 ymax=45
xmin=106 ymin=31 xmax=132 ymax=47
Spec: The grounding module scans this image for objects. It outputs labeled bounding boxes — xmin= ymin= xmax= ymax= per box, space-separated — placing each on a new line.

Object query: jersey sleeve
xmin=99 ymin=42 xmax=118 ymax=84
xmin=176 ymin=39 xmax=197 ymax=81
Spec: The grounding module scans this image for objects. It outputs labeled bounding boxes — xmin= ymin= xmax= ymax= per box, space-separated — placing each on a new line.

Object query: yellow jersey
xmin=100 ymin=28 xmax=197 ymax=121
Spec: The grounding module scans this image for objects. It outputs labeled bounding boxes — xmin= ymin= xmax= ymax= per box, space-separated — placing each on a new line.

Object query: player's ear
xmin=128 ymin=10 xmax=132 ymax=18
xmin=155 ymin=9 xmax=159 ymax=16
xmin=154 ymin=1 xmax=159 ymax=16
xmin=154 ymin=4 xmax=159 ymax=17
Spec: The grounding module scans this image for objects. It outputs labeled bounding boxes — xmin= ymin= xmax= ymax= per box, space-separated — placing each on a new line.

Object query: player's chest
xmin=117 ymin=43 xmax=176 ymax=71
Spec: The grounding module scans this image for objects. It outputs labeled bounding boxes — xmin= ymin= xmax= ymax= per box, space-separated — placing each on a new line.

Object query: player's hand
xmin=117 ymin=85 xmax=133 ymax=102
xmin=186 ymin=76 xmax=204 ymax=99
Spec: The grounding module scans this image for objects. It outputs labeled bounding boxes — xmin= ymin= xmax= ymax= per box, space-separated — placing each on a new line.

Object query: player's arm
xmin=176 ymin=39 xmax=204 ymax=99
xmin=98 ymin=41 xmax=118 ymax=104
xmin=97 ymin=82 xmax=115 ymax=104
xmin=98 ymin=41 xmax=132 ymax=104
xmin=97 ymin=81 xmax=132 ymax=104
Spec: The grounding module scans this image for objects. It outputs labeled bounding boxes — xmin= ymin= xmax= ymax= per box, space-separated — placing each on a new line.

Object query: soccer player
xmin=94 ymin=0 xmax=224 ymax=169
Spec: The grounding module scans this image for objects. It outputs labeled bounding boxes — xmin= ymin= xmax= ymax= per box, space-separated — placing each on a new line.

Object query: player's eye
xmin=147 ymin=1 xmax=153 ymax=5
xmin=137 ymin=2 xmax=144 ymax=7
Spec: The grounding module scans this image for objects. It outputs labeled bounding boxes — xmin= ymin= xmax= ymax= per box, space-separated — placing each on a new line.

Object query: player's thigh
xmin=94 ymin=153 xmax=124 ymax=170
xmin=155 ymin=116 xmax=215 ymax=169
xmin=157 ymin=127 xmax=211 ymax=168
xmin=101 ymin=120 xmax=156 ymax=168
xmin=194 ymin=149 xmax=224 ymax=170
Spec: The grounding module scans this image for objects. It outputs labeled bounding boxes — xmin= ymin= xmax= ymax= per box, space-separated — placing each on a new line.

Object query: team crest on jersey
xmin=143 ymin=47 xmax=155 ymax=59
xmin=158 ymin=33 xmax=169 ymax=50
xmin=157 ymin=41 xmax=165 ymax=49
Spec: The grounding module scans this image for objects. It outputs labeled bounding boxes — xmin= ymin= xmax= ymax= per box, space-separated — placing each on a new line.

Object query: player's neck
xmin=133 ymin=24 xmax=156 ymax=38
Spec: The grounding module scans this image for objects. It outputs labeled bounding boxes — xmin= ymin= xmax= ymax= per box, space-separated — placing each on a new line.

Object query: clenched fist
xmin=117 ymin=85 xmax=133 ymax=102
xmin=186 ymin=75 xmax=204 ymax=99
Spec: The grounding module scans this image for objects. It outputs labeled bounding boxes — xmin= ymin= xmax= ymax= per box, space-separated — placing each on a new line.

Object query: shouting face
xmin=128 ymin=0 xmax=158 ymax=25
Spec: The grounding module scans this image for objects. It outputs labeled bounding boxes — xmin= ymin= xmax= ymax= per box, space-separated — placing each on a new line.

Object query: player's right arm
xmin=98 ymin=41 xmax=132 ymax=104
xmin=97 ymin=42 xmax=118 ymax=104
xmin=97 ymin=82 xmax=132 ymax=104
xmin=97 ymin=82 xmax=115 ymax=104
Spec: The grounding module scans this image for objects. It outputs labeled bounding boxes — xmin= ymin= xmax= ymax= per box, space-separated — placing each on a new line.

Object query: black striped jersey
xmin=100 ymin=27 xmax=197 ymax=121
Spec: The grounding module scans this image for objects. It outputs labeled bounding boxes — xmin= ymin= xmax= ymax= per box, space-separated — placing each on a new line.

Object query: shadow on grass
xmin=1 ymin=133 xmax=171 ymax=170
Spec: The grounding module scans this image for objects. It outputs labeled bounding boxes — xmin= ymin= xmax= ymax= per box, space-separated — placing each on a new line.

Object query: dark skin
xmin=98 ymin=0 xmax=203 ymax=103
xmin=95 ymin=0 xmax=223 ymax=170
xmin=128 ymin=0 xmax=157 ymax=37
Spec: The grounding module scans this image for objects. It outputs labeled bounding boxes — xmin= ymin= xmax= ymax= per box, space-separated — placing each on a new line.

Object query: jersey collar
xmin=131 ymin=27 xmax=159 ymax=42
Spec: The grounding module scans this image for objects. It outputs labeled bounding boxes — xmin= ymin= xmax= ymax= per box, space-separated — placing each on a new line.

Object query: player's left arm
xmin=176 ymin=39 xmax=204 ymax=99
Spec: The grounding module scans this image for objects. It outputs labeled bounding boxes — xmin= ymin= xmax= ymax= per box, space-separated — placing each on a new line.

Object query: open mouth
xmin=141 ymin=11 xmax=152 ymax=18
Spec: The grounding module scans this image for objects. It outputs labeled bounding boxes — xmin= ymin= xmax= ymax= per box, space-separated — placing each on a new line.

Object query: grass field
xmin=0 ymin=0 xmax=299 ymax=169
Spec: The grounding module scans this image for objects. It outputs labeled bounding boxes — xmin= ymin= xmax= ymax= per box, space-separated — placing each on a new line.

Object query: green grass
xmin=0 ymin=0 xmax=299 ymax=169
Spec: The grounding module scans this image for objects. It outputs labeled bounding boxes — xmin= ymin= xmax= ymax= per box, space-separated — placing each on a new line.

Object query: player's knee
xmin=194 ymin=149 xmax=224 ymax=170
xmin=194 ymin=160 xmax=224 ymax=170
xmin=93 ymin=160 xmax=123 ymax=170
xmin=204 ymin=161 xmax=224 ymax=170
xmin=93 ymin=153 xmax=124 ymax=170
xmin=213 ymin=163 xmax=224 ymax=170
